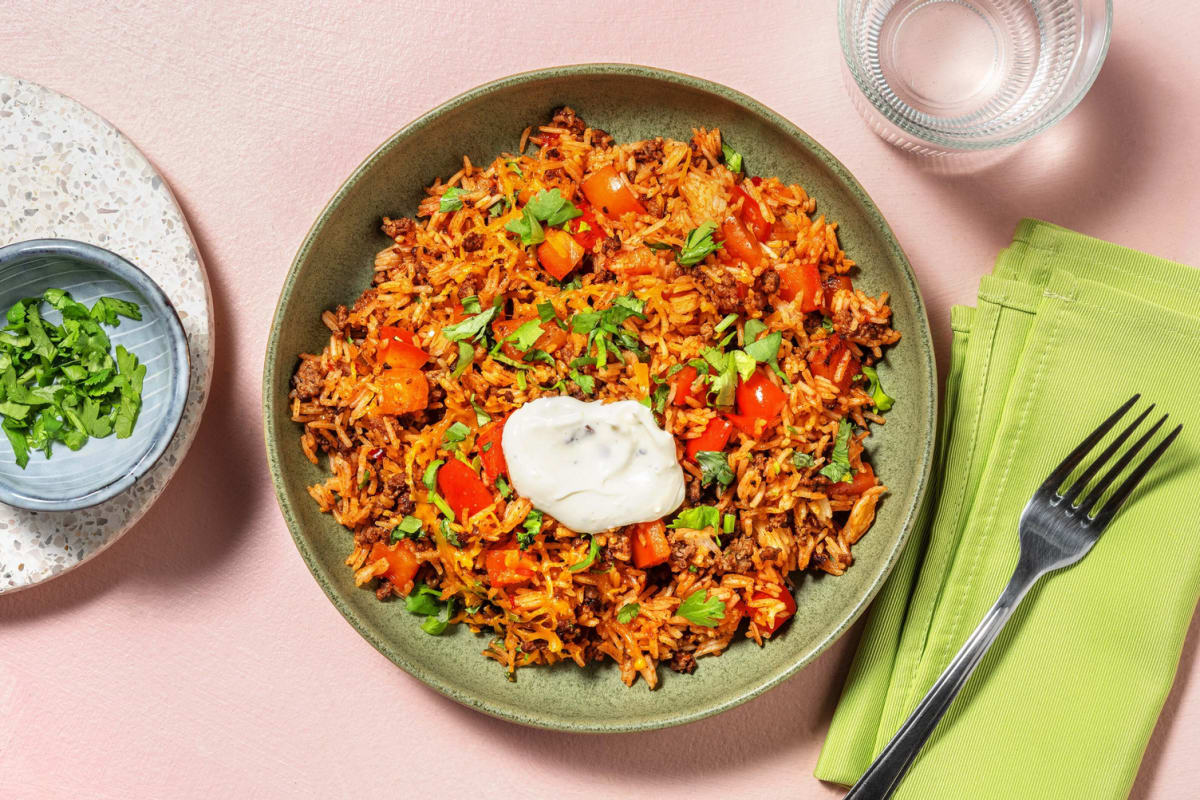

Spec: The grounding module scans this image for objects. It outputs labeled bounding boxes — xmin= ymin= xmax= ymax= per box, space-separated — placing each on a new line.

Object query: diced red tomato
xmin=437 ymin=459 xmax=494 ymax=522
xmin=670 ymin=365 xmax=704 ymax=407
xmin=581 ymin=165 xmax=644 ymax=218
xmin=376 ymin=368 xmax=429 ymax=416
xmin=735 ymin=370 xmax=787 ymax=429
xmin=536 ymin=228 xmax=586 ymax=280
xmin=718 ymin=213 xmax=762 ymax=267
xmin=377 ymin=326 xmax=429 ymax=369
xmin=367 ymin=539 xmax=419 ymax=596
xmin=477 ymin=419 xmax=507 ymax=484
xmin=750 ymin=176 xmax=763 ymax=187
xmin=733 ymin=185 xmax=771 ymax=241
xmin=809 ymin=334 xmax=860 ymax=393
xmin=631 ymin=520 xmax=671 ymax=569
xmin=725 ymin=411 xmax=764 ymax=438
xmin=829 ymin=462 xmax=877 ymax=498
xmin=491 ymin=316 xmax=569 ymax=361
xmin=685 ymin=417 xmax=734 ymax=461
xmin=776 ymin=262 xmax=822 ymax=310
xmin=485 ymin=548 xmax=536 ymax=587
xmin=821 ymin=273 xmax=854 ymax=313
xmin=750 ymin=585 xmax=796 ymax=635
xmin=569 ymin=201 xmax=604 ymax=252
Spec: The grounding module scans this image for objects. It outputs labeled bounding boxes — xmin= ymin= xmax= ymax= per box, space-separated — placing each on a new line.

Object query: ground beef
xmin=598 ymin=236 xmax=621 ymax=256
xmin=551 ymin=106 xmax=587 ymax=136
xmin=668 ymin=651 xmax=697 ymax=674
xmin=711 ymin=274 xmax=742 ymax=315
xmin=580 ymin=585 xmax=600 ymax=612
xmin=668 ymin=539 xmax=695 ymax=571
xmin=374 ymin=580 xmax=394 ymax=601
xmin=428 ymin=383 xmax=447 ymax=407
xmin=350 ymin=288 xmax=378 ymax=317
xmin=592 ymin=546 xmax=613 ymax=573
xmin=388 ymin=478 xmax=415 ymax=516
xmin=457 ymin=276 xmax=481 ymax=299
xmin=590 ymin=128 xmax=614 ymax=148
xmin=759 ymin=546 xmax=782 ymax=563
xmin=353 ymin=525 xmax=389 ymax=548
xmin=633 ymin=138 xmax=665 ymax=164
xmin=756 ymin=268 xmax=780 ymax=296
xmin=381 ymin=216 xmax=415 ymax=242
xmin=555 ymin=619 xmax=579 ymax=642
xmin=644 ymin=195 xmax=665 ymax=218
xmin=461 ymin=232 xmax=483 ymax=252
xmin=717 ymin=536 xmax=754 ymax=573
xmin=608 ymin=530 xmax=632 ymax=562
xmin=292 ymin=359 xmax=324 ymax=400
xmin=686 ymin=476 xmax=714 ymax=504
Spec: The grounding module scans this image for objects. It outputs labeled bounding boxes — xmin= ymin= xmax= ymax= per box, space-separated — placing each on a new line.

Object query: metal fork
xmin=846 ymin=395 xmax=1182 ymax=800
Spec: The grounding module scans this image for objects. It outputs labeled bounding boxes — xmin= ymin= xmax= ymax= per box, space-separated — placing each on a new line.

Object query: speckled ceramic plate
xmin=264 ymin=64 xmax=935 ymax=732
xmin=0 ymin=75 xmax=214 ymax=591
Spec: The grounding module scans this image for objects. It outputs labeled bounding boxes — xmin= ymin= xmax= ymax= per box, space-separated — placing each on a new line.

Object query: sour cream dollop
xmin=502 ymin=397 xmax=685 ymax=534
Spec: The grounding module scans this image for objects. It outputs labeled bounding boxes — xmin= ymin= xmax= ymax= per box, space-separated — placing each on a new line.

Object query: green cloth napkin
xmin=815 ymin=220 xmax=1200 ymax=799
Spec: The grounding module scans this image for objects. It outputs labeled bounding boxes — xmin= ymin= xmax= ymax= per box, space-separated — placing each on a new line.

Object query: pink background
xmin=2 ymin=2 xmax=1198 ymax=797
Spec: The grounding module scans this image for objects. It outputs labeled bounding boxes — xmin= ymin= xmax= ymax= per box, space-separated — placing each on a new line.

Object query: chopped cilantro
xmin=496 ymin=475 xmax=513 ymax=499
xmin=822 ymin=316 xmax=835 ymax=333
xmin=677 ymin=589 xmax=726 ymax=628
xmin=462 ymin=295 xmax=482 ymax=314
xmin=536 ymin=301 xmax=563 ymax=328
xmin=861 ymin=365 xmax=895 ymax=412
xmin=676 ymin=222 xmax=722 ymax=266
xmin=617 ymin=603 xmax=640 ymax=624
xmin=470 ymin=398 xmax=491 ymax=425
xmin=452 ymin=340 xmax=475 ymax=377
xmin=500 ymin=319 xmax=544 ymax=353
xmin=792 ymin=451 xmax=815 ymax=468
xmin=504 ymin=205 xmax=545 ymax=246
xmin=722 ymin=513 xmax=736 ymax=535
xmin=650 ymin=382 xmax=670 ymax=413
xmin=713 ymin=313 xmax=738 ymax=334
xmin=568 ymin=536 xmax=600 ymax=572
xmin=442 ymin=297 xmax=500 ymax=342
xmin=645 ymin=241 xmax=673 ymax=251
xmin=358 ymin=469 xmax=371 ymax=489
xmin=420 ymin=596 xmax=456 ymax=635
xmin=405 ymin=584 xmax=443 ymax=616
xmin=669 ymin=505 xmax=722 ymax=530
xmin=518 ymin=509 xmax=543 ymax=550
xmin=819 ymin=419 xmax=855 ymax=483
xmin=743 ymin=318 xmax=767 ymax=345
xmin=568 ymin=370 xmax=595 ymax=395
xmin=515 ymin=370 xmax=527 ymax=390
xmin=696 ymin=450 xmax=735 ymax=487
xmin=439 ymin=187 xmax=465 ymax=213
xmin=391 ymin=515 xmax=424 ymax=542
xmin=422 ymin=460 xmax=443 ymax=491
xmin=0 ymin=290 xmax=146 ymax=467
xmin=524 ymin=188 xmax=582 ymax=228
xmin=722 ymin=143 xmax=743 ymax=173
xmin=439 ymin=518 xmax=462 ymax=547
xmin=506 ymin=159 xmax=524 ymax=178
xmin=442 ymin=422 xmax=471 ymax=447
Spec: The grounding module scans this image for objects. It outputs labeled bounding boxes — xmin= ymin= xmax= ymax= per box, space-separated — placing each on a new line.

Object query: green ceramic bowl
xmin=263 ymin=64 xmax=936 ymax=732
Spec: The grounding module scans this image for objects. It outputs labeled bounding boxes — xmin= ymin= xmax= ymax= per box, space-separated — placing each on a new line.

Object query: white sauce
xmin=502 ymin=397 xmax=685 ymax=534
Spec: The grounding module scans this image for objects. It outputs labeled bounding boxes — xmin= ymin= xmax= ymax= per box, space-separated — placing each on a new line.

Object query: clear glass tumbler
xmin=839 ymin=0 xmax=1113 ymax=155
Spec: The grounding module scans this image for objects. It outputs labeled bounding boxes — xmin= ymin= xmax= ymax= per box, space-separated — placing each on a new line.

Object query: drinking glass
xmin=839 ymin=0 xmax=1113 ymax=155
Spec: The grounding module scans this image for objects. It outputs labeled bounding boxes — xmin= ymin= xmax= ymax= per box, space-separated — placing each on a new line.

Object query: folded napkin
xmin=815 ymin=220 xmax=1200 ymax=799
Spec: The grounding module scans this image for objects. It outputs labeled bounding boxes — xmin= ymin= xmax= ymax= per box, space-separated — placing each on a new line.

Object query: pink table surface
xmin=2 ymin=2 xmax=1198 ymax=798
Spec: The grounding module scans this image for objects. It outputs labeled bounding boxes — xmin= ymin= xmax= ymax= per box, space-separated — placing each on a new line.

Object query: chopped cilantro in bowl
xmin=0 ymin=238 xmax=191 ymax=512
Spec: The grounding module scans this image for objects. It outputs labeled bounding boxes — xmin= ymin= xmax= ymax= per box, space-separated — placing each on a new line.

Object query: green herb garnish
xmin=524 ymin=188 xmax=582 ymax=228
xmin=677 ymin=589 xmax=726 ymax=628
xmin=442 ymin=297 xmax=501 ymax=343
xmin=617 ymin=603 xmax=640 ymax=624
xmin=676 ymin=222 xmax=722 ymax=266
xmin=861 ymin=365 xmax=895 ymax=412
xmin=439 ymin=187 xmax=465 ymax=213
xmin=669 ymin=505 xmax=722 ymax=531
xmin=471 ymin=398 xmax=491 ymax=426
xmin=568 ymin=536 xmax=600 ymax=572
xmin=713 ymin=313 xmax=738 ymax=334
xmin=391 ymin=515 xmax=424 ymax=542
xmin=504 ymin=205 xmax=545 ymax=246
xmin=452 ymin=341 xmax=475 ymax=377
xmin=722 ymin=143 xmax=743 ymax=173
xmin=819 ymin=419 xmax=855 ymax=484
xmin=792 ymin=451 xmax=815 ymax=468
xmin=0 ymin=290 xmax=145 ymax=467
xmin=696 ymin=450 xmax=735 ymax=487
xmin=518 ymin=509 xmax=543 ymax=550
xmin=496 ymin=475 xmax=513 ymax=499
xmin=442 ymin=421 xmax=471 ymax=447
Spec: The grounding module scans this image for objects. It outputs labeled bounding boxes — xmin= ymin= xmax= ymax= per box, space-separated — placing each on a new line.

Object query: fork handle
xmin=845 ymin=556 xmax=1043 ymax=800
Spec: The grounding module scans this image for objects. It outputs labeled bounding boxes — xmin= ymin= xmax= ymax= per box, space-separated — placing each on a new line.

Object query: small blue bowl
xmin=0 ymin=239 xmax=190 ymax=511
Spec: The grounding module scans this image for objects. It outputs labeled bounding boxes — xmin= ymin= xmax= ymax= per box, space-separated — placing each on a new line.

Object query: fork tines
xmin=1035 ymin=394 xmax=1182 ymax=529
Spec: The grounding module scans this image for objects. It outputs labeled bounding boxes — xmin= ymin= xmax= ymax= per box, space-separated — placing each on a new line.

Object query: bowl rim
xmin=262 ymin=62 xmax=937 ymax=732
xmin=0 ymin=237 xmax=191 ymax=511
